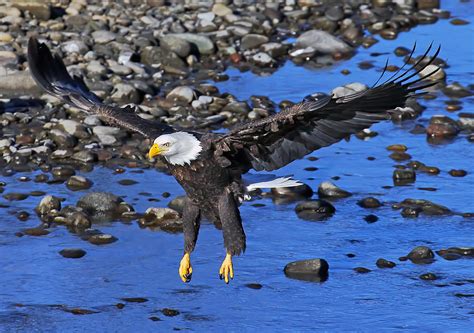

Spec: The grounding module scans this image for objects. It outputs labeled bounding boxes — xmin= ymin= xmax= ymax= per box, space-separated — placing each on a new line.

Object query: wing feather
xmin=214 ymin=45 xmax=441 ymax=172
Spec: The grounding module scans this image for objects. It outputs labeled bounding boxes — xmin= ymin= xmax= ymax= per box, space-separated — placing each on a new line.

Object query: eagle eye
xmin=162 ymin=142 xmax=170 ymax=147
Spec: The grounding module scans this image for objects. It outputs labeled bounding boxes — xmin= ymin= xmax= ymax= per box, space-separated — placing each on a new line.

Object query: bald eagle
xmin=27 ymin=38 xmax=439 ymax=283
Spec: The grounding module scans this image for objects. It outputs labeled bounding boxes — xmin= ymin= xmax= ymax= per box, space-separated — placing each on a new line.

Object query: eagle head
xmin=148 ymin=132 xmax=202 ymax=166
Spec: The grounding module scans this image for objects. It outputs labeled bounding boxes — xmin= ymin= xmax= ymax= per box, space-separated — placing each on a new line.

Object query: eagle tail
xmin=246 ymin=177 xmax=303 ymax=191
xmin=27 ymin=37 xmax=102 ymax=111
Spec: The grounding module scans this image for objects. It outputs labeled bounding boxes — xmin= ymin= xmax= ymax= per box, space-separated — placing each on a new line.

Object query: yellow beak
xmin=148 ymin=144 xmax=162 ymax=159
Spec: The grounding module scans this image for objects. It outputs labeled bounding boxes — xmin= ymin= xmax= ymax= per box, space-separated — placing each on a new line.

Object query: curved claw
xmin=219 ymin=253 xmax=234 ymax=284
xmin=179 ymin=253 xmax=192 ymax=283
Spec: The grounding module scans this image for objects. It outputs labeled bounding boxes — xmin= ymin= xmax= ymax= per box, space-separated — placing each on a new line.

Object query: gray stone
xmin=159 ymin=35 xmax=191 ymax=58
xmin=12 ymin=0 xmax=51 ymax=20
xmin=66 ymin=176 xmax=93 ymax=191
xmin=295 ymin=200 xmax=335 ymax=221
xmin=138 ymin=207 xmax=182 ymax=232
xmin=36 ymin=195 xmax=61 ymax=216
xmin=92 ymin=30 xmax=116 ymax=44
xmin=418 ymin=64 xmax=445 ymax=81
xmin=77 ymin=192 xmax=124 ymax=220
xmin=169 ymin=33 xmax=215 ymax=55
xmin=295 ymin=29 xmax=352 ymax=54
xmin=212 ymin=3 xmax=232 ymax=16
xmin=241 ymin=34 xmax=269 ymax=50
xmin=317 ymin=181 xmax=352 ymax=198
xmin=407 ymin=246 xmax=435 ymax=264
xmin=331 ymin=82 xmax=368 ymax=98
xmin=166 ymin=86 xmax=195 ymax=103
xmin=87 ymin=60 xmax=107 ymax=76
xmin=252 ymin=52 xmax=273 ymax=67
xmin=111 ymin=83 xmax=140 ymax=104
xmin=284 ymin=258 xmax=329 ymax=282
xmin=62 ymin=40 xmax=89 ymax=55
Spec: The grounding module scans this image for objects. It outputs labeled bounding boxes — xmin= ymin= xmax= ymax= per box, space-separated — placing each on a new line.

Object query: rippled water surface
xmin=1 ymin=2 xmax=473 ymax=332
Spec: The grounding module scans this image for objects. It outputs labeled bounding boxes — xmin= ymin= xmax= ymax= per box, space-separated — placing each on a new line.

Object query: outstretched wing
xmin=214 ymin=45 xmax=441 ymax=172
xmin=27 ymin=37 xmax=174 ymax=139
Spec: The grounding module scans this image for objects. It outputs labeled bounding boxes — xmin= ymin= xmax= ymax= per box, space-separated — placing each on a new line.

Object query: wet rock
xmin=161 ymin=308 xmax=180 ymax=317
xmin=3 ymin=193 xmax=28 ymax=201
xmin=442 ymin=82 xmax=473 ymax=98
xmin=426 ymin=116 xmax=460 ymax=138
xmin=389 ymin=151 xmax=411 ymax=161
xmin=71 ymin=151 xmax=97 ymax=164
xmin=76 ymin=192 xmax=124 ymax=220
xmin=407 ymin=246 xmax=435 ymax=264
xmin=59 ymin=248 xmax=87 ymax=259
xmin=168 ymin=33 xmax=215 ymax=55
xmin=245 ymin=283 xmax=263 ymax=290
xmin=401 ymin=207 xmax=422 ymax=218
xmin=138 ymin=207 xmax=182 ymax=232
xmin=376 ymin=258 xmax=396 ymax=268
xmin=167 ymin=196 xmax=186 ymax=215
xmin=159 ymin=35 xmax=191 ymax=58
xmin=241 ymin=34 xmax=269 ymax=50
xmin=121 ymin=297 xmax=148 ymax=303
xmin=35 ymin=195 xmax=61 ymax=216
xmin=419 ymin=273 xmax=437 ymax=281
xmin=450 ymin=18 xmax=469 ymax=26
xmin=317 ymin=181 xmax=352 ymax=199
xmin=271 ymin=183 xmax=313 ymax=198
xmin=436 ymin=247 xmax=474 ymax=260
xmin=295 ymin=200 xmax=335 ymax=221
xmin=88 ymin=234 xmax=118 ymax=245
xmin=65 ymin=211 xmax=91 ymax=229
xmin=387 ymin=144 xmax=408 ymax=152
xmin=357 ymin=197 xmax=382 ymax=209
xmin=398 ymin=198 xmax=451 ymax=216
xmin=66 ymin=176 xmax=93 ymax=191
xmin=284 ymin=258 xmax=329 ymax=282
xmin=449 ymin=169 xmax=467 ymax=177
xmin=87 ymin=61 xmax=107 ymax=76
xmin=364 ymin=214 xmax=378 ymax=223
xmin=393 ymin=169 xmax=416 ymax=185
xmin=260 ymin=42 xmax=288 ymax=58
xmin=458 ymin=112 xmax=474 ymax=130
xmin=166 ymin=86 xmax=195 ymax=103
xmin=251 ymin=52 xmax=274 ymax=67
xmin=295 ymin=30 xmax=351 ymax=54
xmin=92 ymin=30 xmax=116 ymax=44
xmin=49 ymin=129 xmax=77 ymax=148
xmin=23 ymin=227 xmax=50 ymax=236
xmin=353 ymin=267 xmax=371 ymax=274
xmin=51 ymin=166 xmax=76 ymax=180
xmin=58 ymin=119 xmax=88 ymax=138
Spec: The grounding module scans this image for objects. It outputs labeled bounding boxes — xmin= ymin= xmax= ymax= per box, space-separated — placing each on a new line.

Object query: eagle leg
xmin=180 ymin=197 xmax=201 ymax=283
xmin=217 ymin=190 xmax=246 ymax=284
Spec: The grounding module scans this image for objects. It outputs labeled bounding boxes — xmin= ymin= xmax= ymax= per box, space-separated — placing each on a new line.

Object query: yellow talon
xmin=219 ymin=253 xmax=234 ymax=284
xmin=178 ymin=253 xmax=192 ymax=283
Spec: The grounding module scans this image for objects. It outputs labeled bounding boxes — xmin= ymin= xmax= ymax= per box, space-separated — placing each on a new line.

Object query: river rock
xmin=284 ymin=258 xmax=329 ymax=282
xmin=168 ymin=33 xmax=215 ymax=55
xmin=418 ymin=64 xmax=445 ymax=81
xmin=166 ymin=86 xmax=195 ymax=103
xmin=426 ymin=116 xmax=460 ymax=138
xmin=59 ymin=248 xmax=86 ymax=259
xmin=295 ymin=199 xmax=335 ymax=221
xmin=92 ymin=30 xmax=116 ymax=44
xmin=88 ymin=234 xmax=118 ymax=245
xmin=317 ymin=181 xmax=352 ymax=198
xmin=65 ymin=211 xmax=92 ymax=229
xmin=406 ymin=246 xmax=435 ymax=264
xmin=331 ymin=82 xmax=367 ymax=98
xmin=35 ymin=195 xmax=61 ymax=216
xmin=12 ymin=0 xmax=50 ymax=20
xmin=393 ymin=169 xmax=416 ymax=185
xmin=251 ymin=52 xmax=273 ymax=67
xmin=241 ymin=34 xmax=269 ymax=50
xmin=111 ymin=84 xmax=141 ymax=104
xmin=442 ymin=82 xmax=473 ymax=98
xmin=357 ymin=197 xmax=382 ymax=208
xmin=66 ymin=176 xmax=93 ymax=191
xmin=376 ymin=258 xmax=396 ymax=268
xmin=295 ymin=30 xmax=351 ymax=54
xmin=76 ymin=192 xmax=124 ymax=220
xmin=159 ymin=35 xmax=191 ymax=58
xmin=271 ymin=183 xmax=313 ymax=198
xmin=138 ymin=207 xmax=182 ymax=232
xmin=167 ymin=196 xmax=186 ymax=215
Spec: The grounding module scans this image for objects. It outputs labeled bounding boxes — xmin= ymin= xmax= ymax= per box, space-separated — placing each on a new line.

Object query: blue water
xmin=1 ymin=2 xmax=473 ymax=332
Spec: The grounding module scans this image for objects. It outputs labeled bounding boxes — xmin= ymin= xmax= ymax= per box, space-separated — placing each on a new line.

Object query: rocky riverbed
xmin=0 ymin=0 xmax=473 ymax=331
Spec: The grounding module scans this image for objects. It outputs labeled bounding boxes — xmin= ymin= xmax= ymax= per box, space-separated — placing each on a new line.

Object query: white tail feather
xmin=246 ymin=177 xmax=302 ymax=191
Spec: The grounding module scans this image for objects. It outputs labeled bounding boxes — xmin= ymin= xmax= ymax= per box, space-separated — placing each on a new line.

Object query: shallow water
xmin=1 ymin=2 xmax=474 ymax=332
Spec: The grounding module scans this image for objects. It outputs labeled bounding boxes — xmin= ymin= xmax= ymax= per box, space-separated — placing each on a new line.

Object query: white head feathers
xmin=154 ymin=132 xmax=202 ymax=166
